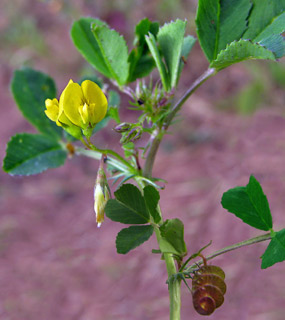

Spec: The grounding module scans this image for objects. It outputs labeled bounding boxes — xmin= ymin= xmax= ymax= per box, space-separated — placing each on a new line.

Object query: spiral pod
xmin=192 ymin=265 xmax=226 ymax=316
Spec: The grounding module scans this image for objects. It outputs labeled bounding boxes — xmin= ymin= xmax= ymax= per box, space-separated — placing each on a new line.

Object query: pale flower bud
xmin=94 ymin=160 xmax=110 ymax=227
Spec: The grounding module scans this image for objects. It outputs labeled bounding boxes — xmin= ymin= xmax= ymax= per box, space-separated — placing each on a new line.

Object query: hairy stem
xmin=185 ymin=232 xmax=272 ymax=272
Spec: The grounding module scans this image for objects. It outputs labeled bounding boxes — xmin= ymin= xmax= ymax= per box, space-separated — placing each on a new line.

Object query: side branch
xmin=185 ymin=232 xmax=272 ymax=272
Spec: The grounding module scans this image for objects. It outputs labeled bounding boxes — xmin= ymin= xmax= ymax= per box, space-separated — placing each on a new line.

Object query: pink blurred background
xmin=1 ymin=0 xmax=285 ymax=319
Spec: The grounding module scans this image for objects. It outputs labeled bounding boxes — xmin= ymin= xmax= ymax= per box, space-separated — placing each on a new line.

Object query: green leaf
xmin=108 ymin=90 xmax=120 ymax=123
xmin=91 ymin=24 xmax=129 ymax=86
xmin=177 ymin=35 xmax=196 ymax=78
xmin=210 ymin=39 xmax=276 ymax=71
xmin=143 ymin=185 xmax=161 ymax=223
xmin=105 ymin=184 xmax=150 ymax=224
xmin=134 ymin=18 xmax=159 ymax=47
xmin=127 ymin=18 xmax=159 ymax=82
xmin=243 ymin=1 xmax=285 ymax=40
xmin=249 ymin=10 xmax=285 ymax=58
xmin=11 ymin=68 xmax=62 ymax=139
xmin=221 ymin=175 xmax=273 ymax=231
xmin=196 ymin=0 xmax=252 ymax=61
xmin=157 ymin=19 xmax=187 ymax=88
xmin=261 ymin=229 xmax=285 ymax=269
xmin=159 ymin=218 xmax=187 ymax=257
xmin=145 ymin=33 xmax=169 ymax=91
xmin=253 ymin=12 xmax=285 ymax=43
xmin=3 ymin=133 xmax=67 ymax=176
xmin=259 ymin=34 xmax=285 ymax=59
xmin=116 ymin=225 xmax=154 ymax=254
xmin=128 ymin=52 xmax=156 ymax=83
xmin=71 ymin=18 xmax=112 ymax=78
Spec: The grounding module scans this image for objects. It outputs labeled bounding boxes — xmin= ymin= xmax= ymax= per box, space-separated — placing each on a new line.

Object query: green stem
xmin=142 ymin=69 xmax=217 ymax=320
xmin=75 ymin=147 xmax=129 ymax=172
xmin=185 ymin=232 xmax=272 ymax=272
xmin=143 ymin=128 xmax=163 ymax=178
xmin=152 ymin=227 xmax=181 ymax=320
xmin=165 ymin=254 xmax=181 ymax=320
xmin=85 ymin=138 xmax=134 ymax=171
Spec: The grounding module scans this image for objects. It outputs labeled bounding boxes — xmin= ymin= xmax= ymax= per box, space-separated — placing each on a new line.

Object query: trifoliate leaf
xmin=105 ymin=184 xmax=150 ymax=224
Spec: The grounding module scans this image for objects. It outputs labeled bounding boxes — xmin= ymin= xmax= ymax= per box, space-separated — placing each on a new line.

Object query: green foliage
xmin=127 ymin=18 xmax=159 ymax=82
xmin=145 ymin=33 xmax=169 ymax=91
xmin=221 ymin=175 xmax=273 ymax=231
xmin=196 ymin=0 xmax=284 ymax=68
xmin=105 ymin=184 xmax=162 ymax=254
xmin=196 ymin=0 xmax=252 ymax=61
xmin=107 ymin=90 xmax=121 ymax=123
xmin=243 ymin=1 xmax=285 ymax=40
xmin=210 ymin=40 xmax=276 ymax=71
xmin=143 ymin=185 xmax=161 ymax=223
xmin=71 ymin=18 xmax=112 ymax=78
xmin=91 ymin=23 xmax=129 ymax=86
xmin=177 ymin=35 xmax=196 ymax=78
xmin=11 ymin=68 xmax=62 ymax=139
xmin=159 ymin=219 xmax=187 ymax=257
xmin=3 ymin=133 xmax=67 ymax=175
xmin=157 ymin=20 xmax=187 ymax=88
xmin=116 ymin=225 xmax=154 ymax=254
xmin=145 ymin=19 xmax=194 ymax=91
xmin=105 ymin=184 xmax=150 ymax=224
xmin=261 ymin=229 xmax=285 ymax=269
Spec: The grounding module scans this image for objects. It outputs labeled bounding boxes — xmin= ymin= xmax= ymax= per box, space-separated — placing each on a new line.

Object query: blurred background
xmin=1 ymin=0 xmax=285 ymax=319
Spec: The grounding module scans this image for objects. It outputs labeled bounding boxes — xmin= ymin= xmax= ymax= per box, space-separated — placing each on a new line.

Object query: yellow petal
xmin=60 ymin=82 xmax=84 ymax=127
xmin=81 ymin=80 xmax=108 ymax=125
xmin=45 ymin=98 xmax=61 ymax=124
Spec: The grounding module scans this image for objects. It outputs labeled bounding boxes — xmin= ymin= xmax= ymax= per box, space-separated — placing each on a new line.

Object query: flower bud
xmin=113 ymin=122 xmax=132 ymax=133
xmin=94 ymin=161 xmax=111 ymax=227
xmin=120 ymin=127 xmax=142 ymax=144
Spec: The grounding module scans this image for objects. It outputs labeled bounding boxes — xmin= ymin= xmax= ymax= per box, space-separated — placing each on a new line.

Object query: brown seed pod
xmin=192 ymin=265 xmax=226 ymax=316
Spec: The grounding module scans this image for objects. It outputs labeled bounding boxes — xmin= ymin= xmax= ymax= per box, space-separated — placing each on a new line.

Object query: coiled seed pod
xmin=192 ymin=265 xmax=226 ymax=315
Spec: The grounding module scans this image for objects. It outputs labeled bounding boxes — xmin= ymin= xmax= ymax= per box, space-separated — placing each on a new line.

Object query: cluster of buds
xmin=113 ymin=122 xmax=142 ymax=144
xmin=94 ymin=156 xmax=111 ymax=227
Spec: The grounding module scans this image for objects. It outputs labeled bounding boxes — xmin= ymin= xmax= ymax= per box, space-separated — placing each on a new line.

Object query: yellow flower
xmin=45 ymin=79 xmax=108 ymax=138
xmin=94 ymin=164 xmax=110 ymax=227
